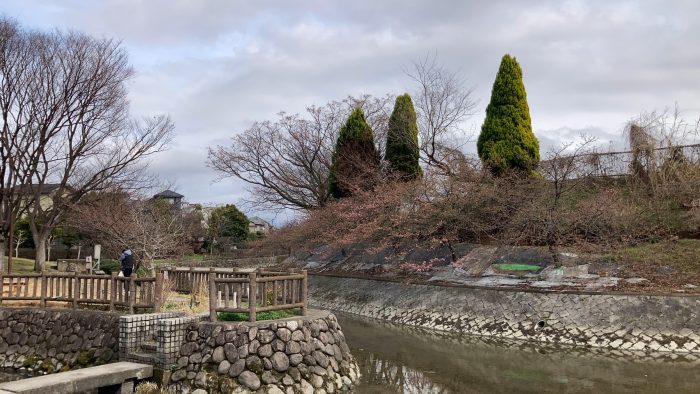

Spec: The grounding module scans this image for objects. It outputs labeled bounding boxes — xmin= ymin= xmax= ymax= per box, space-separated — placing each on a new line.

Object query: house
xmin=13 ymin=183 xmax=67 ymax=214
xmin=153 ymin=190 xmax=184 ymax=209
xmin=248 ymin=216 xmax=272 ymax=235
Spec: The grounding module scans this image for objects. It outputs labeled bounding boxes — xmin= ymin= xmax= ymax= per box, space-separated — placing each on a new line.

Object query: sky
xmin=2 ymin=0 xmax=699 ymax=224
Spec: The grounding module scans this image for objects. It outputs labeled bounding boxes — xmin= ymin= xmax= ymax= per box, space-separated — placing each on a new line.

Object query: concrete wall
xmin=166 ymin=311 xmax=360 ymax=394
xmin=308 ymin=275 xmax=700 ymax=355
xmin=0 ymin=308 xmax=119 ymax=374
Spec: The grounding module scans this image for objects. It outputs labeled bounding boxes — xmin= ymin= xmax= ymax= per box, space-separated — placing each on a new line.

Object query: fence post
xmin=248 ymin=272 xmax=257 ymax=323
xmin=154 ymin=272 xmax=164 ymax=312
xmin=0 ymin=270 xmax=4 ymax=305
xmin=40 ymin=272 xmax=47 ymax=308
xmin=208 ymin=272 xmax=217 ymax=322
xmin=73 ymin=273 xmax=80 ymax=309
xmin=301 ymin=270 xmax=308 ymax=316
xmin=128 ymin=277 xmax=135 ymax=314
xmin=109 ymin=272 xmax=116 ymax=312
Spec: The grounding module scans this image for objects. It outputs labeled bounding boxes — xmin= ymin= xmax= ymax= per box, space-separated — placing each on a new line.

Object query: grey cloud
xmin=3 ymin=0 xmax=700 ymax=224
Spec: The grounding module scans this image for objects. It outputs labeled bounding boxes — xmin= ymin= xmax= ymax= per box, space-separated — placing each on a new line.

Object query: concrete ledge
xmin=0 ymin=362 xmax=152 ymax=394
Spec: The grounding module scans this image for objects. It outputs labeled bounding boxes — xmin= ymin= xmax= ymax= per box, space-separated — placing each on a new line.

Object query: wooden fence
xmin=0 ymin=272 xmax=163 ymax=313
xmin=161 ymin=267 xmax=308 ymax=322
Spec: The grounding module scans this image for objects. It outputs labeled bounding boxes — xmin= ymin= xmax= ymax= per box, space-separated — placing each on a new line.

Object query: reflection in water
xmin=337 ymin=313 xmax=700 ymax=394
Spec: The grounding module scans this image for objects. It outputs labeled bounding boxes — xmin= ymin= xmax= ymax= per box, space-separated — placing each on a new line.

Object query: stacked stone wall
xmin=0 ymin=308 xmax=119 ymax=374
xmin=167 ymin=311 xmax=360 ymax=394
xmin=308 ymin=275 xmax=700 ymax=355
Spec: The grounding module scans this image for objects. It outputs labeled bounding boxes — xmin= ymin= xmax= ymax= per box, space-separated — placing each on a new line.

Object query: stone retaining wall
xmin=308 ymin=275 xmax=700 ymax=355
xmin=166 ymin=310 xmax=360 ymax=394
xmin=0 ymin=308 xmax=119 ymax=374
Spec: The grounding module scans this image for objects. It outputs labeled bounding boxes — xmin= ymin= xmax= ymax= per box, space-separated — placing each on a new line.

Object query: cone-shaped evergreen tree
xmin=477 ymin=54 xmax=539 ymax=174
xmin=386 ymin=94 xmax=422 ymax=180
xmin=328 ymin=108 xmax=381 ymax=198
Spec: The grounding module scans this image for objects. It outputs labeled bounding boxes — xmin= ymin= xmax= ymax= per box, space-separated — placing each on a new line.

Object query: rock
xmin=286 ymin=321 xmax=299 ymax=331
xmin=291 ymin=331 xmax=305 ymax=342
xmin=246 ymin=356 xmax=263 ymax=374
xmin=262 ymin=370 xmax=280 ymax=384
xmin=180 ymin=342 xmax=198 ymax=356
xmin=311 ymin=366 xmax=327 ymax=376
xmin=266 ymin=385 xmax=285 ymax=394
xmin=177 ymin=356 xmax=189 ymax=368
xmin=289 ymin=354 xmax=303 ymax=366
xmin=195 ymin=371 xmax=207 ymax=387
xmin=222 ymin=343 xmax=238 ymax=363
xmin=212 ymin=346 xmax=225 ymax=363
xmin=218 ymin=360 xmax=231 ymax=374
xmin=258 ymin=330 xmax=275 ymax=344
xmin=312 ymin=351 xmax=329 ymax=368
xmin=258 ymin=344 xmax=273 ymax=358
xmin=237 ymin=344 xmax=249 ymax=359
xmin=271 ymin=352 xmax=290 ymax=372
xmin=276 ymin=328 xmax=292 ymax=341
xmin=288 ymin=367 xmax=301 ymax=382
xmin=189 ymin=353 xmax=203 ymax=364
xmin=272 ymin=339 xmax=286 ymax=352
xmin=625 ymin=278 xmax=649 ymax=284
xmin=192 ymin=390 xmax=207 ymax=394
xmin=171 ymin=369 xmax=187 ymax=382
xmin=310 ymin=374 xmax=324 ymax=388
xmin=229 ymin=359 xmax=246 ymax=377
xmin=238 ymin=371 xmax=261 ymax=390
xmin=249 ymin=339 xmax=261 ymax=354
xmin=248 ymin=327 xmax=258 ymax=342
xmin=300 ymin=379 xmax=314 ymax=394
xmin=287 ymin=340 xmax=302 ymax=354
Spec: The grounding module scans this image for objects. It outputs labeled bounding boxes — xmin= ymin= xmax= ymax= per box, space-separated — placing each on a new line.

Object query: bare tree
xmin=538 ymin=135 xmax=598 ymax=264
xmin=208 ymin=95 xmax=392 ymax=211
xmin=69 ymin=191 xmax=190 ymax=275
xmin=0 ymin=18 xmax=174 ymax=271
xmin=407 ymin=54 xmax=478 ymax=175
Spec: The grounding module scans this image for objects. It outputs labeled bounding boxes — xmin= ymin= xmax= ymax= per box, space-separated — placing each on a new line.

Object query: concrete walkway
xmin=0 ymin=362 xmax=152 ymax=394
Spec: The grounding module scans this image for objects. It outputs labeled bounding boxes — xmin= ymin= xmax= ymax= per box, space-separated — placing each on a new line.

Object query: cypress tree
xmin=328 ymin=108 xmax=381 ymax=198
xmin=477 ymin=54 xmax=539 ymax=174
xmin=386 ymin=94 xmax=422 ymax=180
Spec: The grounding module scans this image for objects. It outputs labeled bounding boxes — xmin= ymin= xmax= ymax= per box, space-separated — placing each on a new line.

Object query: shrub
xmin=99 ymin=259 xmax=120 ymax=274
xmin=478 ymin=54 xmax=539 ymax=174
xmin=386 ymin=94 xmax=421 ymax=180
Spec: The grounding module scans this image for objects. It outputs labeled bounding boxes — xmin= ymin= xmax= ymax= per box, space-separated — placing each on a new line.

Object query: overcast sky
xmin=2 ymin=1 xmax=699 ymax=224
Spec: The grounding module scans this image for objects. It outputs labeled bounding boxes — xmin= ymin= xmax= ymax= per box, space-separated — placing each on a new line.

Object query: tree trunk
xmin=0 ymin=237 xmax=5 ymax=274
xmin=34 ymin=235 xmax=48 ymax=272
xmin=77 ymin=245 xmax=82 ymax=259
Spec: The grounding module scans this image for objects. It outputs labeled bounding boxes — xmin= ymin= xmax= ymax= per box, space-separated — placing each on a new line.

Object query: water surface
xmin=336 ymin=313 xmax=700 ymax=393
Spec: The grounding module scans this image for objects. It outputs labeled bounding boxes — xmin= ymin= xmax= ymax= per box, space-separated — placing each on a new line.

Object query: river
xmin=336 ymin=312 xmax=700 ymax=394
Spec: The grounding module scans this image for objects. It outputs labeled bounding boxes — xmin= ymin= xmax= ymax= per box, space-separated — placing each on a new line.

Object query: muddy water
xmin=336 ymin=313 xmax=700 ymax=394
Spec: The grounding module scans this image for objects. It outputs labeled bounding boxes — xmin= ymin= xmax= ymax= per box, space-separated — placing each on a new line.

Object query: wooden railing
xmin=174 ymin=268 xmax=308 ymax=322
xmin=0 ymin=272 xmax=163 ymax=313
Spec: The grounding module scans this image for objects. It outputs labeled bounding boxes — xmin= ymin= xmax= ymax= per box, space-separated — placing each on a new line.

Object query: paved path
xmin=0 ymin=362 xmax=152 ymax=394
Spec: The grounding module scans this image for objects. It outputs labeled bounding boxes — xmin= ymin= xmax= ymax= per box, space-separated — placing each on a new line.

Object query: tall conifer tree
xmin=386 ymin=94 xmax=421 ymax=180
xmin=478 ymin=54 xmax=539 ymax=174
xmin=328 ymin=108 xmax=381 ymax=198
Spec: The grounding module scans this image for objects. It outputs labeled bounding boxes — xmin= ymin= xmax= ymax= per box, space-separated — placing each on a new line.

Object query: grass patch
xmin=218 ymin=308 xmax=300 ymax=322
xmin=493 ymin=263 xmax=542 ymax=272
xmin=611 ymin=239 xmax=700 ymax=274
xmin=2 ymin=256 xmax=57 ymax=273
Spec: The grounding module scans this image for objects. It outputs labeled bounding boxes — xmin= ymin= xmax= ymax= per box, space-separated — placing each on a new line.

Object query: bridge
xmin=0 ymin=362 xmax=152 ymax=394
